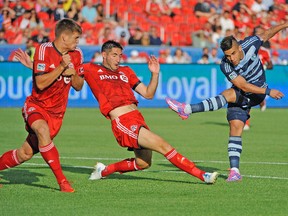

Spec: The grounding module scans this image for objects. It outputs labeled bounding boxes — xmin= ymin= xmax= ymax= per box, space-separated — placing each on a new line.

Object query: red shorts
xmin=111 ymin=110 xmax=149 ymax=149
xmin=22 ymin=101 xmax=63 ymax=153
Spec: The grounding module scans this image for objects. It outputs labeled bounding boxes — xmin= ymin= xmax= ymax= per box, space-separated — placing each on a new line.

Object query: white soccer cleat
xmin=89 ymin=162 xmax=106 ymax=180
xmin=203 ymin=172 xmax=219 ymax=184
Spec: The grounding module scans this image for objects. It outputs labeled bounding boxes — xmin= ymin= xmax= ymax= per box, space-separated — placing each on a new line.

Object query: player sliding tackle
xmin=14 ymin=40 xmax=219 ymax=185
xmin=166 ymin=21 xmax=287 ymax=182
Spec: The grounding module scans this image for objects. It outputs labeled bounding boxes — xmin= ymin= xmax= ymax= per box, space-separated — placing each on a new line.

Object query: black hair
xmin=220 ymin=35 xmax=238 ymax=51
xmin=101 ymin=40 xmax=123 ymax=52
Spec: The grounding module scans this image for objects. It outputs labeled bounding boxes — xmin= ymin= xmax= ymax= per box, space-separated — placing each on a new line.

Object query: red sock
xmin=101 ymin=158 xmax=143 ymax=177
xmin=0 ymin=150 xmax=20 ymax=170
xmin=39 ymin=142 xmax=66 ymax=184
xmin=165 ymin=148 xmax=205 ymax=181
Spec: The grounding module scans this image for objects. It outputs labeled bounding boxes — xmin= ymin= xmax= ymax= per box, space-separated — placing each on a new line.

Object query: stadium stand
xmin=0 ymin=0 xmax=287 ymax=63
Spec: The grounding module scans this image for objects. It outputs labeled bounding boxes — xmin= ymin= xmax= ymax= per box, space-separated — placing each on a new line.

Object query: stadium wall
xmin=1 ymin=62 xmax=288 ymax=108
xmin=2 ymin=44 xmax=288 ymax=64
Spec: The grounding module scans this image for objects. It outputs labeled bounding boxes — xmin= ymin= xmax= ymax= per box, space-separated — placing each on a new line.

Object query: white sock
xmin=231 ymin=167 xmax=240 ymax=174
xmin=184 ymin=104 xmax=192 ymax=114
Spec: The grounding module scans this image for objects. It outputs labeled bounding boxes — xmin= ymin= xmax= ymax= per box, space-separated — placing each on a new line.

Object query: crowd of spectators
xmin=0 ymin=0 xmax=287 ymax=64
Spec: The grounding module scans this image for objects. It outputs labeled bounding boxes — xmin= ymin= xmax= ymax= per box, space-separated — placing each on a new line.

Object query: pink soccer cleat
xmin=165 ymin=97 xmax=190 ymax=120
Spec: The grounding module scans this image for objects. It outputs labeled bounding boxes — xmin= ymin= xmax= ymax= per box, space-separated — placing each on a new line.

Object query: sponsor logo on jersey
xmin=98 ymin=69 xmax=103 ymax=73
xmin=131 ymin=125 xmax=137 ymax=132
xmin=99 ymin=75 xmax=118 ymax=80
xmin=37 ymin=63 xmax=46 ymax=71
xmin=229 ymin=71 xmax=238 ymax=80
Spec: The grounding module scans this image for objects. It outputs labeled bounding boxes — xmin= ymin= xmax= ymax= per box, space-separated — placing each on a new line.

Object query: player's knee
xmin=136 ymin=159 xmax=151 ymax=170
xmin=17 ymin=148 xmax=33 ymax=162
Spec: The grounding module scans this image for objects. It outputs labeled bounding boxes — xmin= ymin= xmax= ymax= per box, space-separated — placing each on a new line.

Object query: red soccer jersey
xmin=27 ymin=42 xmax=83 ymax=118
xmin=82 ymin=63 xmax=141 ymax=118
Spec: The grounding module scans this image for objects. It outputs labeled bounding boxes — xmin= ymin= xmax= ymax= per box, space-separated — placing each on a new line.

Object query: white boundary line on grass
xmin=23 ymin=156 xmax=288 ymax=180
xmin=33 ymin=156 xmax=288 ymax=165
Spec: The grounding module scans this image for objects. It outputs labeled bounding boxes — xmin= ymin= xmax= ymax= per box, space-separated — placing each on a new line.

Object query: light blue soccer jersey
xmin=220 ymin=36 xmax=266 ymax=89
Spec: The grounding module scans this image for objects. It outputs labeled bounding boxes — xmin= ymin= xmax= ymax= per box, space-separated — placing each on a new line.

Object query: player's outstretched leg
xmin=165 ymin=95 xmax=227 ymax=120
xmin=164 ymin=148 xmax=219 ymax=184
xmin=89 ymin=158 xmax=145 ymax=180
xmin=165 ymin=97 xmax=190 ymax=120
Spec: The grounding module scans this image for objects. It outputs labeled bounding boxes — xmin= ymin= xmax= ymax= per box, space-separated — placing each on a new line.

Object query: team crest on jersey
xmin=119 ymin=72 xmax=128 ymax=83
xmin=37 ymin=63 xmax=46 ymax=71
xmin=130 ymin=125 xmax=138 ymax=132
xmin=78 ymin=66 xmax=84 ymax=74
xmin=28 ymin=107 xmax=36 ymax=113
xmin=229 ymin=71 xmax=238 ymax=80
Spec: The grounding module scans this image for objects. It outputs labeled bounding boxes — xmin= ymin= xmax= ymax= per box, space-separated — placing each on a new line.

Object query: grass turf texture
xmin=0 ymin=108 xmax=287 ymax=216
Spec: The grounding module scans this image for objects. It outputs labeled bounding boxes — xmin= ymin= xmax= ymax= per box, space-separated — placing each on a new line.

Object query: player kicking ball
xmin=166 ymin=21 xmax=287 ymax=182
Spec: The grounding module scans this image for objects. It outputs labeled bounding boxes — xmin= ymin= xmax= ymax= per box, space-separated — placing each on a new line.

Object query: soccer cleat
xmin=203 ymin=172 xmax=219 ymax=184
xmin=59 ymin=180 xmax=75 ymax=193
xmin=226 ymin=170 xmax=242 ymax=182
xmin=89 ymin=162 xmax=106 ymax=180
xmin=165 ymin=97 xmax=190 ymax=120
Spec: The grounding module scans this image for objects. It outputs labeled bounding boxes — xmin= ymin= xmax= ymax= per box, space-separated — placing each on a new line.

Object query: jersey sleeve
xmin=220 ymin=61 xmax=239 ymax=81
xmin=33 ymin=44 xmax=49 ymax=75
xmin=125 ymin=66 xmax=141 ymax=89
xmin=74 ymin=48 xmax=84 ymax=77
xmin=247 ymin=35 xmax=263 ymax=53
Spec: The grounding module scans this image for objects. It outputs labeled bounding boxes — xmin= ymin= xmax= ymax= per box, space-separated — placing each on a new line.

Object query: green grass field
xmin=0 ymin=108 xmax=287 ymax=216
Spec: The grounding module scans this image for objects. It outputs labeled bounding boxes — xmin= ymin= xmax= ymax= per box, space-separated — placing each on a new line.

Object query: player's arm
xmin=231 ymin=75 xmax=284 ymax=100
xmin=266 ymin=60 xmax=273 ymax=70
xmin=257 ymin=22 xmax=288 ymax=42
xmin=70 ymin=71 xmax=84 ymax=91
xmin=35 ymin=54 xmax=70 ymax=90
xmin=14 ymin=49 xmax=33 ymax=69
xmin=134 ymin=55 xmax=160 ymax=99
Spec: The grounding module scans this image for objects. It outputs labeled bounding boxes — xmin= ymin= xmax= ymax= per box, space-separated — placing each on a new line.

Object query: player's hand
xmin=148 ymin=55 xmax=160 ymax=74
xmin=62 ymin=68 xmax=76 ymax=77
xmin=269 ymin=89 xmax=284 ymax=100
xmin=14 ymin=48 xmax=33 ymax=69
xmin=60 ymin=53 xmax=71 ymax=68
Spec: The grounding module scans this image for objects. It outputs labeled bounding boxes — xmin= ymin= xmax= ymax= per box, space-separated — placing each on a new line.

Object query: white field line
xmin=32 ymin=156 xmax=288 ymax=165
xmin=22 ymin=156 xmax=288 ymax=181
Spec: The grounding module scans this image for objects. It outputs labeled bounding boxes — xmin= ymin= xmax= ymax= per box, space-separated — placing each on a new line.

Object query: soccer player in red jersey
xmin=13 ymin=40 xmax=219 ymax=184
xmin=0 ymin=19 xmax=84 ymax=192
xmin=84 ymin=41 xmax=218 ymax=184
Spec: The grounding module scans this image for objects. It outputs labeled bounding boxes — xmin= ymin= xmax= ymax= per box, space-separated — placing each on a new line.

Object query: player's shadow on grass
xmin=202 ymin=121 xmax=228 ymax=127
xmin=0 ymin=168 xmax=57 ymax=191
xmin=158 ymin=162 xmax=220 ymax=173
xmin=157 ymin=163 xmax=228 ymax=180
xmin=107 ymin=173 xmax=205 ymax=185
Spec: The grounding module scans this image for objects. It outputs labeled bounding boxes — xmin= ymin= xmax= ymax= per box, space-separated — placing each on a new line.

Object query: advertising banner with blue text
xmin=0 ymin=63 xmax=287 ymax=108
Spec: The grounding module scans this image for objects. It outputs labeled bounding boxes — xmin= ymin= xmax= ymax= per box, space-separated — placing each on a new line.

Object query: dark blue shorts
xmin=227 ymin=87 xmax=266 ymax=123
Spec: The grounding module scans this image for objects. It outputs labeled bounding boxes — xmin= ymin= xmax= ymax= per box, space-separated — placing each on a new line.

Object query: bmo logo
xmin=99 ymin=75 xmax=118 ymax=80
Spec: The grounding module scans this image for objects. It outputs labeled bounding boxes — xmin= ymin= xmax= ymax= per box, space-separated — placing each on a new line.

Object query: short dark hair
xmin=101 ymin=40 xmax=123 ymax=53
xmin=220 ymin=35 xmax=238 ymax=51
xmin=55 ymin=18 xmax=82 ymax=38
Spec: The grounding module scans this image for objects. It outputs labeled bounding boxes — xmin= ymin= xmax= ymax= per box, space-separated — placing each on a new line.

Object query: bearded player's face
xmin=103 ymin=48 xmax=122 ymax=71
